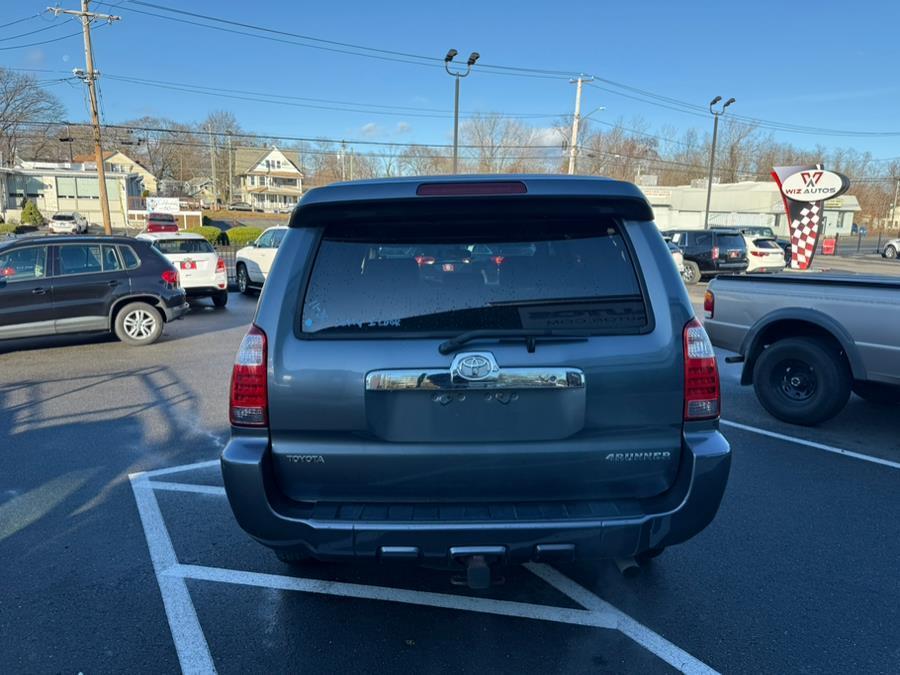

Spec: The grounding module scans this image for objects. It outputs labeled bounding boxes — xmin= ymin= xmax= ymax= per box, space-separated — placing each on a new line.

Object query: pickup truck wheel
xmin=852 ymin=382 xmax=900 ymax=405
xmin=884 ymin=245 xmax=897 ymax=260
xmin=753 ymin=338 xmax=850 ymax=425
xmin=681 ymin=261 xmax=700 ymax=285
xmin=114 ymin=302 xmax=163 ymax=346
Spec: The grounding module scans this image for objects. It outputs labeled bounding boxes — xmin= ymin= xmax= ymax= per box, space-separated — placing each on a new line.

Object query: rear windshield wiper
xmin=438 ymin=329 xmax=591 ymax=355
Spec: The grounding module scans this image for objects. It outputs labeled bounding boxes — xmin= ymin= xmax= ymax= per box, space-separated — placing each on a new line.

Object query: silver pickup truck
xmin=704 ymin=274 xmax=900 ymax=425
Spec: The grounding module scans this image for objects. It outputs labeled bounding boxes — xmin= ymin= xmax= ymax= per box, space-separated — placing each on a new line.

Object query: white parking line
xmin=130 ymin=463 xmax=720 ymax=674
xmin=721 ymin=419 xmax=900 ymax=470
xmin=526 ymin=564 xmax=718 ymax=675
xmin=170 ymin=563 xmax=617 ymax=630
xmin=130 ymin=474 xmax=216 ymax=674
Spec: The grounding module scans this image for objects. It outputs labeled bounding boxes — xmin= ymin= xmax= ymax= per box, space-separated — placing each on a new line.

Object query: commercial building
xmin=72 ymin=151 xmax=158 ymax=195
xmin=639 ymin=180 xmax=861 ymax=236
xmin=0 ymin=162 xmax=144 ymax=228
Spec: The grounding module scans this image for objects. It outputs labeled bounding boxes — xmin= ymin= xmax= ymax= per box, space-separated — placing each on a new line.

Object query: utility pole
xmin=349 ymin=150 xmax=355 ymax=181
xmin=207 ymin=125 xmax=218 ymax=208
xmin=227 ymin=132 xmax=233 ymax=204
xmin=50 ymin=2 xmax=120 ymax=235
xmin=340 ymin=141 xmax=347 ymax=181
xmin=567 ymin=75 xmax=593 ymax=175
xmin=891 ymin=175 xmax=900 ymax=230
xmin=703 ymin=96 xmax=735 ymax=229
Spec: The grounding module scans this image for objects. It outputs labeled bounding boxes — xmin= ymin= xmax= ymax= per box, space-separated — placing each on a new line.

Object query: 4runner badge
xmin=605 ymin=451 xmax=671 ymax=462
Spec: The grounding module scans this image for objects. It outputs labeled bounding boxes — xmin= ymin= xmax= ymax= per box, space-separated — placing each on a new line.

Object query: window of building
xmin=76 ymin=177 xmax=100 ymax=198
xmin=57 ymin=176 xmax=77 ymax=198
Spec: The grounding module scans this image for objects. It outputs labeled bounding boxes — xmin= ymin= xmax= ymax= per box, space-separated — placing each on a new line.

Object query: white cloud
xmin=533 ymin=126 xmax=565 ymax=148
xmin=360 ymin=122 xmax=380 ymax=138
xmin=396 ymin=121 xmax=412 ymax=134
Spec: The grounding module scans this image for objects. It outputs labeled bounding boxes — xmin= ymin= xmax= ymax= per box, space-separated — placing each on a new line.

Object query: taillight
xmin=229 ymin=325 xmax=268 ymax=427
xmin=712 ymin=246 xmax=720 ymax=259
xmin=751 ymin=251 xmax=766 ymax=257
xmin=415 ymin=255 xmax=436 ymax=266
xmin=703 ymin=290 xmax=714 ymax=318
xmin=216 ymin=257 xmax=226 ymax=273
xmin=683 ymin=318 xmax=720 ymax=421
xmin=491 ymin=255 xmax=505 ymax=265
xmin=161 ymin=269 xmax=178 ymax=285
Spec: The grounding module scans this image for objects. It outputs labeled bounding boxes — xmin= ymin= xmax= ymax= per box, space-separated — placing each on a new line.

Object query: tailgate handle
xmin=366 ymin=367 xmax=585 ymax=391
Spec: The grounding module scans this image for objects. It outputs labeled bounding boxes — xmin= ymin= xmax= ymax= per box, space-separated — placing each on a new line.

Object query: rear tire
xmin=114 ymin=302 xmax=163 ymax=346
xmin=884 ymin=245 xmax=897 ymax=260
xmin=852 ymin=381 xmax=900 ymax=405
xmin=236 ymin=263 xmax=252 ymax=295
xmin=681 ymin=261 xmax=700 ymax=285
xmin=752 ymin=337 xmax=850 ymax=425
xmin=212 ymin=291 xmax=228 ymax=308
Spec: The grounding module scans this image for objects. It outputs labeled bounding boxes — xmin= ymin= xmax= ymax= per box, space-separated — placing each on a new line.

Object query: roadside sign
xmin=146 ymin=197 xmax=180 ymax=214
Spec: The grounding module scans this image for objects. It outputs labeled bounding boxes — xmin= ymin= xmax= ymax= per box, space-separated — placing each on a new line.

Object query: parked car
xmin=234 ymin=225 xmax=287 ymax=294
xmin=145 ymin=212 xmax=179 ymax=233
xmin=722 ymin=225 xmax=791 ymax=265
xmin=0 ymin=235 xmax=187 ymax=345
xmin=739 ymin=235 xmax=786 ymax=274
xmin=136 ymin=231 xmax=228 ymax=307
xmin=881 ymin=238 xmax=900 ymax=260
xmin=665 ymin=238 xmax=685 ymax=275
xmin=221 ymin=176 xmax=731 ymax=588
xmin=48 ymin=212 xmax=89 ymax=234
xmin=705 ymin=273 xmax=900 ymax=425
xmin=664 ymin=229 xmax=749 ymax=284
xmin=228 ymin=202 xmax=253 ymax=212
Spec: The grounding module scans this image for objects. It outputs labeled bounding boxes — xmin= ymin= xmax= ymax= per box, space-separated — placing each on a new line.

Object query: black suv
xmin=0 ymin=235 xmax=188 ymax=346
xmin=664 ymin=229 xmax=749 ymax=284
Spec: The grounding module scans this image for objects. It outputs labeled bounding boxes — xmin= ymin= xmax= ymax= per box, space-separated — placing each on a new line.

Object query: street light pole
xmin=703 ymin=96 xmax=735 ymax=230
xmin=444 ymin=49 xmax=479 ymax=174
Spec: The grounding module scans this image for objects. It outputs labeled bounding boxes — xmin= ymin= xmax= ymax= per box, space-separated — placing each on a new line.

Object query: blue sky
xmin=4 ymin=0 xmax=900 ymax=160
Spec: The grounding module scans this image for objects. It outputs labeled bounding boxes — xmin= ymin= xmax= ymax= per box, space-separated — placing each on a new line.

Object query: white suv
xmin=49 ymin=212 xmax=89 ymax=234
xmin=234 ymin=226 xmax=287 ymax=294
xmin=136 ymin=231 xmax=228 ymax=307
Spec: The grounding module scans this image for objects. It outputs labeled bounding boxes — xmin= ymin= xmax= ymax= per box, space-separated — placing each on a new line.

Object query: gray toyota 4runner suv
xmin=222 ymin=176 xmax=731 ymax=588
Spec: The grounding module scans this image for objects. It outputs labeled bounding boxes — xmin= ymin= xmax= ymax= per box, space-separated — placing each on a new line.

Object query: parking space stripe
xmin=168 ymin=563 xmax=618 ymax=630
xmin=721 ymin=420 xmax=900 ymax=470
xmin=147 ymin=481 xmax=227 ymax=496
xmin=130 ymin=475 xmax=217 ymax=675
xmin=525 ymin=563 xmax=719 ymax=675
xmin=140 ymin=459 xmax=221 ymax=480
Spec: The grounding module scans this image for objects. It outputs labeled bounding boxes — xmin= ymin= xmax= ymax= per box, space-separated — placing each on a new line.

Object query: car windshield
xmin=154 ymin=239 xmax=214 ymax=254
xmin=301 ymin=220 xmax=646 ymax=335
xmin=754 ymin=238 xmax=781 ymax=250
xmin=53 ymin=214 xmax=74 ymax=221
xmin=149 ymin=214 xmax=176 ymax=222
xmin=716 ymin=233 xmax=746 ymax=250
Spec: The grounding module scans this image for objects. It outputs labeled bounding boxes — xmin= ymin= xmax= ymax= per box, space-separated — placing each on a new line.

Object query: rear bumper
xmin=184 ymin=285 xmax=227 ymax=297
xmin=221 ymin=427 xmax=731 ymax=564
xmin=162 ymin=301 xmax=189 ymax=321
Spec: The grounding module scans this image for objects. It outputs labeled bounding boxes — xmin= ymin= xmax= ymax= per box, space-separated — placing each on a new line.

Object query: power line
xmin=0 ymin=28 xmax=84 ymax=51
xmin=0 ymin=13 xmax=44 ymax=30
xmin=102 ymin=74 xmax=565 ymax=120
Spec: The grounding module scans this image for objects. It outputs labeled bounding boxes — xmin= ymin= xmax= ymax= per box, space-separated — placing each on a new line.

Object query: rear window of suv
xmin=154 ymin=239 xmax=214 ymax=254
xmin=715 ymin=233 xmax=746 ymax=250
xmin=300 ymin=219 xmax=648 ymax=336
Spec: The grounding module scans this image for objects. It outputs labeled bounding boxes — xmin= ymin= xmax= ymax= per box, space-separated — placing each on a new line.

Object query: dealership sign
xmin=771 ymin=165 xmax=850 ymax=270
xmin=146 ymin=197 xmax=180 ymax=214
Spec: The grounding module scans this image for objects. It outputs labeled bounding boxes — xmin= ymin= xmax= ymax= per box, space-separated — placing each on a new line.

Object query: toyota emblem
xmin=451 ymin=352 xmax=499 ymax=382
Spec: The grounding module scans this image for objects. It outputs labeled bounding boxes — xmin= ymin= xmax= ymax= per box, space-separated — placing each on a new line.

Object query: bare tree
xmin=0 ymin=68 xmax=65 ymax=163
xmin=460 ymin=114 xmax=553 ymax=174
xmin=398 ymin=145 xmax=452 ymax=176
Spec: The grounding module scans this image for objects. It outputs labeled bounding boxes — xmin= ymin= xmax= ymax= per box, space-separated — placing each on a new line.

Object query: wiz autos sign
xmin=771 ymin=165 xmax=850 ymax=270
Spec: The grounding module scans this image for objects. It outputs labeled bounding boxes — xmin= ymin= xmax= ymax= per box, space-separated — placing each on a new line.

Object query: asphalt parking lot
xmin=2 ymin=287 xmax=899 ymax=674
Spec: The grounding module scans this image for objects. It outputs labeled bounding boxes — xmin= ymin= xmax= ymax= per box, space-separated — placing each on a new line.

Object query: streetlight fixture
xmin=444 ymin=48 xmax=479 ymax=173
xmin=702 ymin=95 xmax=735 ymax=229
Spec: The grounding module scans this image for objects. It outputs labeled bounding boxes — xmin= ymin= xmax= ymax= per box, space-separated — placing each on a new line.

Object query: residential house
xmin=73 ymin=150 xmax=158 ymax=194
xmin=184 ymin=176 xmax=216 ymax=208
xmin=233 ymin=146 xmax=303 ymax=212
xmin=1 ymin=162 xmax=144 ymax=227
